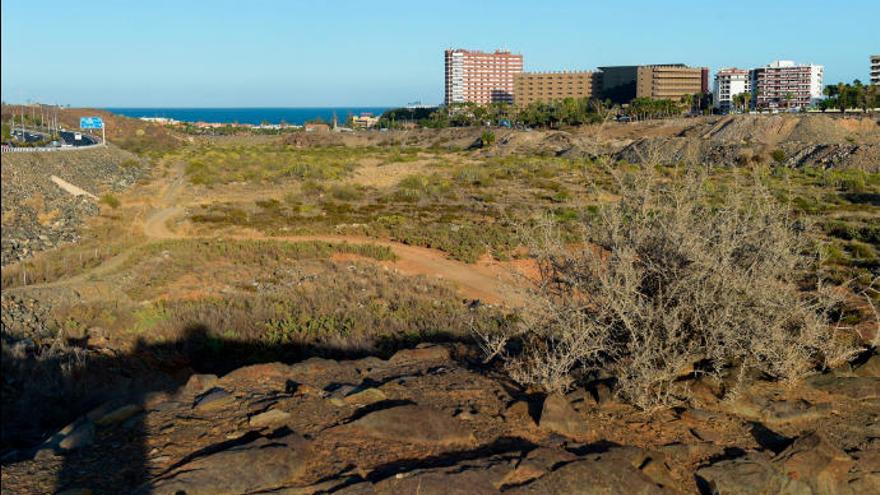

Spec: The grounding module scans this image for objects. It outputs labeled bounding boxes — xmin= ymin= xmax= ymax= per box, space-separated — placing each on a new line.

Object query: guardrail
xmin=1 ymin=144 xmax=104 ymax=154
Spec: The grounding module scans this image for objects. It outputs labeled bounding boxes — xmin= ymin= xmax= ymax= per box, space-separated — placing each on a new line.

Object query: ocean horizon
xmin=104 ymin=107 xmax=393 ymax=125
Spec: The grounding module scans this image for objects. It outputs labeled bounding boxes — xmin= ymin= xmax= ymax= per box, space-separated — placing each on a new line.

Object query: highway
xmin=59 ymin=130 xmax=100 ymax=146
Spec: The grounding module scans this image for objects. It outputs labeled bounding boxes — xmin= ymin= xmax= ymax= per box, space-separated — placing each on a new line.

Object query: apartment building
xmin=513 ymin=71 xmax=602 ymax=106
xmin=872 ymin=55 xmax=879 ymax=85
xmin=750 ymin=60 xmax=824 ymax=111
xmin=598 ymin=64 xmax=708 ymax=103
xmin=444 ymin=49 xmax=523 ymax=105
xmin=713 ymin=68 xmax=751 ymax=112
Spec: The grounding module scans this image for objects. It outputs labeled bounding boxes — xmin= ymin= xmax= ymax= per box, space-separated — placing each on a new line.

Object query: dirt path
xmin=50 ymin=175 xmax=98 ymax=199
xmin=15 ymin=158 xmax=530 ymax=306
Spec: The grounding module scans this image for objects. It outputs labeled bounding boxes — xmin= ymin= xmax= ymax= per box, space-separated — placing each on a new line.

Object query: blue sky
xmin=2 ymin=0 xmax=877 ymax=107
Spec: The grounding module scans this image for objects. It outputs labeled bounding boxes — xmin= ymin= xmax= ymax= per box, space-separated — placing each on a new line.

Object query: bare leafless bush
xmin=477 ymin=165 xmax=862 ymax=409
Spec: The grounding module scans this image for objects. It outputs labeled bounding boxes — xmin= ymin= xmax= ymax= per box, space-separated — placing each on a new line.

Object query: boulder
xmin=773 ymin=432 xmax=854 ymax=494
xmin=58 ymin=420 xmax=95 ymax=451
xmin=539 ymin=394 xmax=592 ymax=440
xmin=697 ymin=433 xmax=857 ymax=495
xmin=388 ymin=344 xmax=451 ymax=364
xmin=696 ymin=453 xmax=791 ymax=495
xmin=181 ymin=373 xmax=219 ymax=396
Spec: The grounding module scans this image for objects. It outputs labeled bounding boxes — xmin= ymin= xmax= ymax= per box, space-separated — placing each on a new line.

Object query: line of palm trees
xmin=820 ymin=80 xmax=879 ymax=113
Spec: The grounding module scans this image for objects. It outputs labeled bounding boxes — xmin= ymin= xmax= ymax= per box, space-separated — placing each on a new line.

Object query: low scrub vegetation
xmin=476 ymin=167 xmax=862 ymax=409
xmin=183 ymin=145 xmax=359 ymax=185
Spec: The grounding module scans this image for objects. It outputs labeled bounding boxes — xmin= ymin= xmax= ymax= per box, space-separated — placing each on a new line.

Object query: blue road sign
xmin=80 ymin=117 xmax=104 ymax=129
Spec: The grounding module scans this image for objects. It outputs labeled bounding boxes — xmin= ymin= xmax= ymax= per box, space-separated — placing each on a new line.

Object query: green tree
xmin=837 ymin=82 xmax=848 ymax=113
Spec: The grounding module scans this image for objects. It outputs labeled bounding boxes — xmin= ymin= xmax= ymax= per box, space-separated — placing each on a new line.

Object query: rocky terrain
xmin=1 ymin=112 xmax=878 ymax=494
xmin=1 ymin=342 xmax=877 ymax=494
xmin=1 ymin=146 xmax=146 ymax=265
xmin=280 ymin=114 xmax=880 ymax=172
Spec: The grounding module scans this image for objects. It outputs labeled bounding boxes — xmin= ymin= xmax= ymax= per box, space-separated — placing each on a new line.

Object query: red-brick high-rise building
xmin=444 ymin=49 xmax=523 ymax=106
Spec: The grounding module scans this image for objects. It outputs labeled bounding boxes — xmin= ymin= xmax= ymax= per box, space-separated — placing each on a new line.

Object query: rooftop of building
xmin=445 ymin=48 xmax=520 ymax=56
xmin=517 ymin=70 xmax=598 ymax=75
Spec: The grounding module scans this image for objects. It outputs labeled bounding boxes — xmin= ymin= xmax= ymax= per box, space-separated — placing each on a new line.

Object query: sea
xmin=103 ymin=107 xmax=391 ymax=125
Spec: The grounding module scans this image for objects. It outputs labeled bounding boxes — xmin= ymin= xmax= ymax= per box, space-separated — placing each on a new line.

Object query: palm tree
xmin=680 ymin=94 xmax=694 ymax=114
xmin=837 ymin=82 xmax=848 ymax=113
xmin=852 ymin=80 xmax=867 ymax=113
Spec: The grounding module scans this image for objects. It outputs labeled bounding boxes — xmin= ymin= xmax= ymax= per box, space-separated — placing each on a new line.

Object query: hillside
xmin=1 ymin=146 xmax=147 ymax=265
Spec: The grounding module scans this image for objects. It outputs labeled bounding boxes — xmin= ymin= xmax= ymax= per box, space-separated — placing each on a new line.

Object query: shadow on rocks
xmin=1 ymin=323 xmax=469 ymax=494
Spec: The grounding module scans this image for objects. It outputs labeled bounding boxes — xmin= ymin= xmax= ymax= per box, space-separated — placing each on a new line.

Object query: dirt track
xmin=15 ymin=160 xmax=530 ymax=306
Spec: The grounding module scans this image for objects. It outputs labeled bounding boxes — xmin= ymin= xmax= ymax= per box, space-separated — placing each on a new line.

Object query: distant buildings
xmin=872 ymin=55 xmax=879 ymax=85
xmin=750 ymin=60 xmax=824 ymax=111
xmin=439 ymin=48 xmax=840 ymax=113
xmin=350 ymin=113 xmax=379 ymax=128
xmin=304 ymin=122 xmax=330 ymax=132
xmin=513 ymin=71 xmax=601 ymax=107
xmin=713 ymin=68 xmax=750 ymax=112
xmin=444 ymin=49 xmax=523 ymax=105
xmin=139 ymin=116 xmax=180 ymax=125
xmin=598 ymin=64 xmax=708 ymax=104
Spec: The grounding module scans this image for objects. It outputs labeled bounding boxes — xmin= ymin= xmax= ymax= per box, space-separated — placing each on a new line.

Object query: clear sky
xmin=2 ymin=0 xmax=877 ymax=107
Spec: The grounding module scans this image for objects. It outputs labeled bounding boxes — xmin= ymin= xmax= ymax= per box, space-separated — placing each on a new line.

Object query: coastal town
xmin=2 ymin=1 xmax=879 ymax=493
xmin=141 ymin=50 xmax=880 ymax=131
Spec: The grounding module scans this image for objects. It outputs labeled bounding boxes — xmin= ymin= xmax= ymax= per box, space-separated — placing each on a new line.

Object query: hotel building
xmin=513 ymin=71 xmax=602 ymax=106
xmin=444 ymin=49 xmax=523 ymax=105
xmin=598 ymin=64 xmax=709 ymax=104
xmin=713 ymin=68 xmax=751 ymax=112
xmin=872 ymin=55 xmax=879 ymax=85
xmin=750 ymin=60 xmax=824 ymax=111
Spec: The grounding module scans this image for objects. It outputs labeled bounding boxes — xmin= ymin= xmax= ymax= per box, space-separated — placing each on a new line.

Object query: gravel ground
xmin=1 ymin=146 xmax=146 ymax=265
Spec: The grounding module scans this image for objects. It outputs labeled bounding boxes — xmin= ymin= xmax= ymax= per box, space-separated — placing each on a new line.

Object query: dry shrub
xmin=478 ymin=166 xmax=861 ymax=409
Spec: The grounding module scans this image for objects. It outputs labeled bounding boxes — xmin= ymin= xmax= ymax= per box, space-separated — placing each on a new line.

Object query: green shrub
xmin=481 ymin=130 xmax=496 ymax=148
xmin=770 ymin=149 xmax=786 ymax=163
xmin=99 ymin=193 xmax=121 ymax=209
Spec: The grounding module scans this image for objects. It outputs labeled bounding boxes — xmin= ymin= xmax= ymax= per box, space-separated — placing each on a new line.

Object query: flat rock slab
xmin=506 ymin=448 xmax=672 ymax=494
xmin=248 ymin=408 xmax=292 ymax=428
xmin=344 ymin=387 xmax=387 ymax=407
xmin=193 ymin=387 xmax=234 ymax=411
xmin=94 ymin=404 xmax=143 ymax=427
xmin=761 ymin=399 xmax=830 ymax=425
xmin=345 ymin=404 xmax=476 ymax=447
xmin=148 ymin=433 xmax=311 ymax=495
xmin=808 ymin=375 xmax=880 ymax=400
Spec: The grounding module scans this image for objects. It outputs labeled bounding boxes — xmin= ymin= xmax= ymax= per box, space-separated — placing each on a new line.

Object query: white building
xmin=750 ymin=60 xmax=824 ymax=111
xmin=871 ymin=55 xmax=879 ymax=86
xmin=713 ymin=68 xmax=751 ymax=112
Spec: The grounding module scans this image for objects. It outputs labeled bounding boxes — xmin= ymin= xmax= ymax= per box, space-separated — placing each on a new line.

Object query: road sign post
xmin=80 ymin=117 xmax=106 ymax=145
